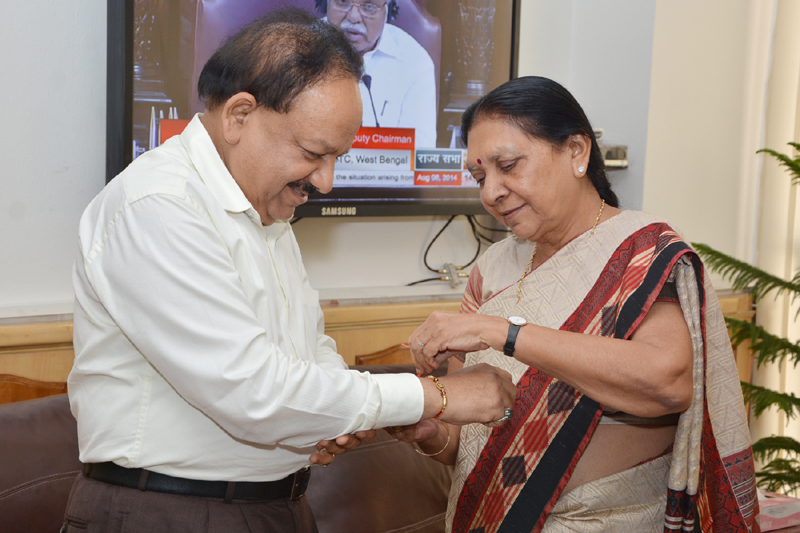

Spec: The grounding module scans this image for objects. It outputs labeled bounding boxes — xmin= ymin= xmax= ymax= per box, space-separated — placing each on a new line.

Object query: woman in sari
xmin=395 ymin=76 xmax=759 ymax=532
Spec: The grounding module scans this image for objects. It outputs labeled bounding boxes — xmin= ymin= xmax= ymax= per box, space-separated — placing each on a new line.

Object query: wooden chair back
xmin=0 ymin=374 xmax=67 ymax=405
xmin=354 ymin=344 xmax=413 ymax=366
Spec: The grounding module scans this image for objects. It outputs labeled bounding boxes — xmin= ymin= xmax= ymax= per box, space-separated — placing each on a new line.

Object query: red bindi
xmin=477 ymin=158 xmax=482 ymax=165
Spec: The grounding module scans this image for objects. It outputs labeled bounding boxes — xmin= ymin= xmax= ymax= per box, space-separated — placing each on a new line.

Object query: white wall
xmin=0 ymin=0 xmax=755 ymax=317
xmin=293 ymin=215 xmax=484 ymax=292
xmin=643 ymin=1 xmax=752 ymax=259
xmin=0 ymin=1 xmax=106 ymax=317
xmin=518 ymin=0 xmax=657 ymax=211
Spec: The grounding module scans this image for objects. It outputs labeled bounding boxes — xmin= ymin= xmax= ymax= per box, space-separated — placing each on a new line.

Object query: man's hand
xmin=421 ymin=363 xmax=518 ymax=426
xmin=309 ymin=430 xmax=376 ymax=466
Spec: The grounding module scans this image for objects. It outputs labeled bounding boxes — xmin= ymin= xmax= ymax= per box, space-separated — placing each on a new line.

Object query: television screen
xmin=107 ymin=0 xmax=520 ymax=217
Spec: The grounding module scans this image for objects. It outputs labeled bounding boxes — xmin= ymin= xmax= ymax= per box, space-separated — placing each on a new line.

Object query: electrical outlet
xmin=602 ymin=145 xmax=628 ymax=170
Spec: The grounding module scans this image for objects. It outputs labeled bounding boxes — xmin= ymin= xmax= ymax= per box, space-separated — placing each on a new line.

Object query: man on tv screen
xmin=318 ymin=0 xmax=438 ymax=147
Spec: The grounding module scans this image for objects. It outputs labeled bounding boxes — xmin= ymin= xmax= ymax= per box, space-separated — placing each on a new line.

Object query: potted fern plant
xmin=693 ymin=142 xmax=800 ymax=494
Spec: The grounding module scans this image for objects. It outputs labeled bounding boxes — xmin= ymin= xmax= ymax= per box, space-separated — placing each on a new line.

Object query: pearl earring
xmin=578 ymin=166 xmax=585 ymax=173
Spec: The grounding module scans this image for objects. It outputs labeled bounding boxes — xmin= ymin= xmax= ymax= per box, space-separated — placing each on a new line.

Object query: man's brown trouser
xmin=61 ymin=473 xmax=318 ymax=532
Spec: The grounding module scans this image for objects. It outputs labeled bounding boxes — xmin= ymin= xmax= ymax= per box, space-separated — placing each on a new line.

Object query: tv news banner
xmin=332 ymin=126 xmax=477 ymax=189
xmin=156 ymin=123 xmax=478 ymax=213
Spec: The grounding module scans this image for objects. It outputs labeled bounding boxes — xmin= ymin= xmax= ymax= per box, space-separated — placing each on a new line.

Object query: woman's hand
xmin=386 ymin=419 xmax=440 ymax=443
xmin=409 ymin=311 xmax=508 ymax=374
xmin=386 ymin=419 xmax=460 ymax=465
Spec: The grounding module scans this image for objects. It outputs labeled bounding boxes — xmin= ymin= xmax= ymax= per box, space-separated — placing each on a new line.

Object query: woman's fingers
xmin=385 ymin=419 xmax=440 ymax=443
xmin=410 ymin=337 xmax=438 ymax=374
xmin=410 ymin=312 xmax=497 ymax=374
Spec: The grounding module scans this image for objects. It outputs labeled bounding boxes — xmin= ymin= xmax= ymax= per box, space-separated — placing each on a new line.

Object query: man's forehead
xmin=290 ymin=78 xmax=360 ymax=130
xmin=301 ymin=137 xmax=340 ymax=154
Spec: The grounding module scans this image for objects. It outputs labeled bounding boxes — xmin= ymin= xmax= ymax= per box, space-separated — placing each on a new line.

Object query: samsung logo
xmin=321 ymin=207 xmax=357 ymax=216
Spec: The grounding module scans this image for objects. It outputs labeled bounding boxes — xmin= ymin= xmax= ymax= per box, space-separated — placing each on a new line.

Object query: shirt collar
xmin=180 ymin=114 xmax=254 ymax=215
xmin=366 ymin=23 xmax=399 ymax=61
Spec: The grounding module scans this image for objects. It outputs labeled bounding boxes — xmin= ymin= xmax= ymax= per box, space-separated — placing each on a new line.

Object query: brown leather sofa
xmin=0 ymin=365 xmax=452 ymax=533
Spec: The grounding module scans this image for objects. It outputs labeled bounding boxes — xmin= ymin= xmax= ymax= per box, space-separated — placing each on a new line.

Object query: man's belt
xmin=83 ymin=462 xmax=310 ymax=501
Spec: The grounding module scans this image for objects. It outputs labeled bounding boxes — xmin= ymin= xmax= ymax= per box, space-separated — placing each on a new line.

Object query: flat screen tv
xmin=107 ymin=0 xmax=520 ymax=217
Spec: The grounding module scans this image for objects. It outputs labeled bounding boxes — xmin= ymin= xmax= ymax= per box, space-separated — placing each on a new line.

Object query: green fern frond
xmin=757 ymin=457 xmax=800 ymax=493
xmin=742 ymin=382 xmax=800 ymax=419
xmin=692 ymin=243 xmax=800 ymax=302
xmin=752 ymin=436 xmax=800 ymax=463
xmin=758 ymin=145 xmax=800 ymax=184
xmin=726 ymin=317 xmax=800 ymax=368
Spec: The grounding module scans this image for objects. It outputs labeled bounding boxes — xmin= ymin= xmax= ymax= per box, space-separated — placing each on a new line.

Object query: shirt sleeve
xmin=82 ymin=193 xmax=423 ymax=447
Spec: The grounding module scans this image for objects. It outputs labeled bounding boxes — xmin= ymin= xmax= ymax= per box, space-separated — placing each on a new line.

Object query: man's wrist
xmin=419 ymin=375 xmax=443 ymax=420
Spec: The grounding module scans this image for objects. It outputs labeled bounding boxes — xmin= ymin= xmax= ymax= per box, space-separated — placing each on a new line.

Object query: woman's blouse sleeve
xmin=460 ymin=264 xmax=485 ymax=314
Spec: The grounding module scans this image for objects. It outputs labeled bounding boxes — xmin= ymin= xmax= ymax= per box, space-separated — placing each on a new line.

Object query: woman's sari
xmin=447 ymin=211 xmax=759 ymax=533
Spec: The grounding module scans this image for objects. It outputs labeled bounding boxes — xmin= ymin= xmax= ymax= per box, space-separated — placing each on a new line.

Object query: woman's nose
xmin=481 ymin=175 xmax=507 ymax=205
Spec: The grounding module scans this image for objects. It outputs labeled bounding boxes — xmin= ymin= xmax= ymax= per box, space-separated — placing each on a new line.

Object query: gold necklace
xmin=589 ymin=199 xmax=606 ymax=237
xmin=516 ymin=244 xmax=537 ymax=304
xmin=515 ymin=199 xmax=605 ymax=304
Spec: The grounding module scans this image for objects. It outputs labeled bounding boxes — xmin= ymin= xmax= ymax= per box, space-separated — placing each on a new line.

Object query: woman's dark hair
xmin=461 ymin=76 xmax=619 ymax=208
xmin=198 ymin=8 xmax=363 ymax=113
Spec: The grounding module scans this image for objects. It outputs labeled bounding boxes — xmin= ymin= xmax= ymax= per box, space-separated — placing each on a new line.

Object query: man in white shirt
xmin=64 ymin=8 xmax=515 ymax=533
xmin=319 ymin=0 xmax=438 ymax=147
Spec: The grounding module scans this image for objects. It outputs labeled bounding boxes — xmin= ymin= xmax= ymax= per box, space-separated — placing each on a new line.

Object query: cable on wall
xmin=468 ymin=215 xmax=512 ymax=242
xmin=407 ymin=276 xmax=443 ymax=286
xmin=422 ymin=216 xmax=456 ymax=273
xmin=408 ymin=215 xmax=483 ymax=287
xmin=466 ymin=215 xmax=496 ymax=246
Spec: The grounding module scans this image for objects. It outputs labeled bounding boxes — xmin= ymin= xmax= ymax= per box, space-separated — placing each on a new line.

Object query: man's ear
xmin=220 ymin=92 xmax=258 ymax=145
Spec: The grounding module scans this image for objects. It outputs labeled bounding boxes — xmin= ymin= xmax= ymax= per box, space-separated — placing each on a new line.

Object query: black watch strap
xmin=504 ymin=323 xmax=521 ymax=356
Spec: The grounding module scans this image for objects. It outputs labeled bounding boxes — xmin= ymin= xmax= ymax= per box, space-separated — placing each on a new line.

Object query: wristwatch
xmin=503 ymin=316 xmax=527 ymax=356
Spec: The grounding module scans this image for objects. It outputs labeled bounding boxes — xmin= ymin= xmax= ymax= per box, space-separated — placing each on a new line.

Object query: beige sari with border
xmin=446 ymin=211 xmax=758 ymax=533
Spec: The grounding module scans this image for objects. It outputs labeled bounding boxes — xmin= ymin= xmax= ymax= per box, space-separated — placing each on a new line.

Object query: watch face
xmin=508 ymin=315 xmax=527 ymax=326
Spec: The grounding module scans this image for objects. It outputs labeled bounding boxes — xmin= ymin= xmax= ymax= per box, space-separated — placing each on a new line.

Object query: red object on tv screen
xmin=159 ymin=119 xmax=191 ymax=146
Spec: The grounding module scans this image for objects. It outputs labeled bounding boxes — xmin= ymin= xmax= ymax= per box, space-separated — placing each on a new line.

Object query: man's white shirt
xmin=70 ymin=115 xmax=424 ymax=481
xmin=359 ymin=23 xmax=437 ymax=147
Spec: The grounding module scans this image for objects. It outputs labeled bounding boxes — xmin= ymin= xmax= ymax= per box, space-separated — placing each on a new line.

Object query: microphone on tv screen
xmin=361 ymin=74 xmax=380 ymax=128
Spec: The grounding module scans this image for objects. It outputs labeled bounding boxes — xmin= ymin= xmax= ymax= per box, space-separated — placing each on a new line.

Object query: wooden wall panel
xmin=716 ymin=293 xmax=756 ymax=386
xmin=0 ymin=348 xmax=75 ymax=382
xmin=323 ymin=301 xmax=461 ymax=365
xmin=0 ymin=321 xmax=73 ymax=347
xmin=0 ymin=321 xmax=74 ymax=381
xmin=0 ymin=295 xmax=751 ymax=381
